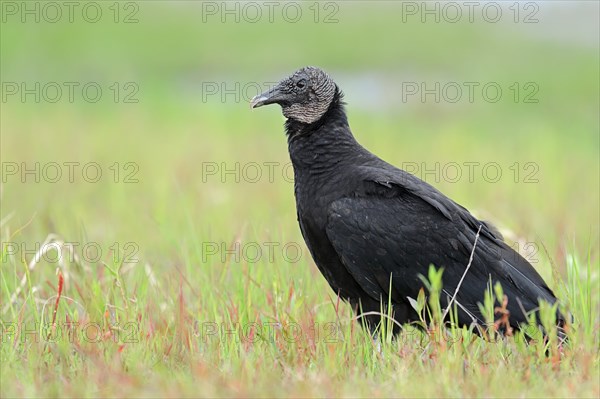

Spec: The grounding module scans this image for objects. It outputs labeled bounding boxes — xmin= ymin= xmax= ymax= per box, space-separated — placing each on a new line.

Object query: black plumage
xmin=251 ymin=66 xmax=565 ymax=336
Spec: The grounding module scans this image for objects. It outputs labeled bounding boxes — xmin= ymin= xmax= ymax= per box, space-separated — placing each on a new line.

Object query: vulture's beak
xmin=250 ymin=84 xmax=287 ymax=109
xmin=250 ymin=94 xmax=269 ymax=109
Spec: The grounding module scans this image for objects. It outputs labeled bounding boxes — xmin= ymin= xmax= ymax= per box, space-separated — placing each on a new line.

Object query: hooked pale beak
xmin=250 ymin=85 xmax=287 ymax=109
xmin=250 ymin=94 xmax=269 ymax=109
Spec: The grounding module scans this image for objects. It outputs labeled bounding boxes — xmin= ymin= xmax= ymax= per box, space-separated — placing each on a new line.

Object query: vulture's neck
xmin=286 ymin=91 xmax=364 ymax=174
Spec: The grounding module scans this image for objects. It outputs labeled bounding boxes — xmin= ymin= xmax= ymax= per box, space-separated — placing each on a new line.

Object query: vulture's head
xmin=251 ymin=66 xmax=337 ymax=124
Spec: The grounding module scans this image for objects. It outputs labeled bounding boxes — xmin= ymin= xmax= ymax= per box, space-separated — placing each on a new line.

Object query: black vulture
xmin=251 ymin=66 xmax=566 ymax=338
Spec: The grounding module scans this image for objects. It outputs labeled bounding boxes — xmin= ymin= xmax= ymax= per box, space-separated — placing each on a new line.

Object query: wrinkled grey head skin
xmin=251 ymin=66 xmax=337 ymax=124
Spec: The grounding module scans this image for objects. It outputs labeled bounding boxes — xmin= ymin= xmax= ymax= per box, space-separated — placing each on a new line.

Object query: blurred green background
xmin=2 ymin=1 xmax=598 ymax=268
xmin=1 ymin=1 xmax=599 ymax=397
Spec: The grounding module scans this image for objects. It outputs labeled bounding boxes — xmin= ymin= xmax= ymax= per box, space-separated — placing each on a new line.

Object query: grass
xmin=1 ymin=2 xmax=599 ymax=398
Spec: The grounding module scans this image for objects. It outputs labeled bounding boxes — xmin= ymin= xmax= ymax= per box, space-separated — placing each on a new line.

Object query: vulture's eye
xmin=296 ymin=79 xmax=307 ymax=89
